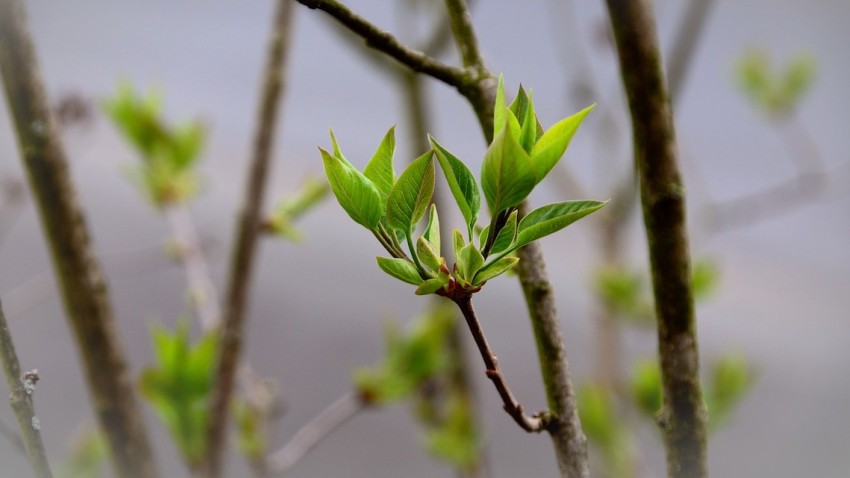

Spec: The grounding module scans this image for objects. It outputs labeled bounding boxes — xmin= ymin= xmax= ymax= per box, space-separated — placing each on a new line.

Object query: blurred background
xmin=1 ymin=0 xmax=848 ymax=477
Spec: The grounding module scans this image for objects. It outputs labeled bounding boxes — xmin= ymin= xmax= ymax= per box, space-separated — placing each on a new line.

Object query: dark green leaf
xmin=386 ymin=151 xmax=435 ymax=233
xmin=490 ymin=210 xmax=518 ymax=255
xmin=376 ymin=257 xmax=423 ymax=285
xmin=429 ymin=137 xmax=480 ymax=237
xmin=514 ymin=200 xmax=606 ymax=250
xmin=480 ymin=126 xmax=535 ymax=214
xmin=321 ymin=148 xmax=384 ymax=229
xmin=530 ymin=104 xmax=594 ymax=183
xmin=363 ymin=126 xmax=396 ymax=199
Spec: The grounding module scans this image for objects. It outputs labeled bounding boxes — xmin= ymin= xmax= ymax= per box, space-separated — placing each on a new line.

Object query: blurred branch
xmin=0 ymin=177 xmax=27 ymax=250
xmin=0 ymin=301 xmax=53 ymax=478
xmin=265 ymin=392 xmax=364 ymax=475
xmin=206 ymin=2 xmax=295 ymax=476
xmin=0 ymin=2 xmax=159 ymax=477
xmin=667 ymin=0 xmax=716 ymax=104
xmin=605 ymin=2 xmax=707 ymax=478
xmin=0 ymin=416 xmax=25 ymax=454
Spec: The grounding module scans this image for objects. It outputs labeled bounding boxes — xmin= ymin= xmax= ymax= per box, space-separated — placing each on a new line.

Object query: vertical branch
xmin=206 ymin=1 xmax=295 ymax=476
xmin=0 ymin=2 xmax=159 ymax=478
xmin=0 ymin=301 xmax=53 ymax=478
xmin=604 ymin=2 xmax=708 ymax=478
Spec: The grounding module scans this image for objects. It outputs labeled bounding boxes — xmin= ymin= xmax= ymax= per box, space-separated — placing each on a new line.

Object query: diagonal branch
xmin=604 ymin=1 xmax=708 ymax=477
xmin=0 ymin=2 xmax=158 ymax=477
xmin=0 ymin=300 xmax=53 ymax=478
xmin=206 ymin=2 xmax=295 ymax=476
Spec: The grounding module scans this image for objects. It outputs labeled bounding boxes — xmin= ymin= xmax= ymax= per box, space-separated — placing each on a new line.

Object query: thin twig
xmin=452 ymin=297 xmax=547 ymax=433
xmin=265 ymin=392 xmax=364 ymax=475
xmin=206 ymin=2 xmax=295 ymax=476
xmin=0 ymin=2 xmax=158 ymax=477
xmin=0 ymin=300 xmax=53 ymax=478
xmin=163 ymin=206 xmax=221 ymax=330
xmin=0 ymin=416 xmax=26 ymax=454
xmin=604 ymin=1 xmax=708 ymax=477
xmin=667 ymin=0 xmax=717 ymax=104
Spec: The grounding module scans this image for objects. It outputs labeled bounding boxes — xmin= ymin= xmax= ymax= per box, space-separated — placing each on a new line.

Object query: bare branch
xmin=605 ymin=1 xmax=708 ymax=477
xmin=265 ymin=392 xmax=364 ymax=475
xmin=292 ymin=0 xmax=467 ymax=89
xmin=0 ymin=2 xmax=158 ymax=477
xmin=667 ymin=0 xmax=717 ymax=104
xmin=0 ymin=301 xmax=53 ymax=478
xmin=443 ymin=0 xmax=486 ymax=72
xmin=206 ymin=2 xmax=295 ymax=476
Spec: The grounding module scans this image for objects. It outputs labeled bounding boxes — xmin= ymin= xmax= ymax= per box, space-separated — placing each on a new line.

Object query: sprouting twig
xmin=605 ymin=1 xmax=708 ymax=477
xmin=163 ymin=205 xmax=221 ymax=330
xmin=452 ymin=297 xmax=547 ymax=432
xmin=0 ymin=2 xmax=158 ymax=477
xmin=0 ymin=300 xmax=53 ymax=478
xmin=206 ymin=2 xmax=295 ymax=476
xmin=265 ymin=392 xmax=364 ymax=475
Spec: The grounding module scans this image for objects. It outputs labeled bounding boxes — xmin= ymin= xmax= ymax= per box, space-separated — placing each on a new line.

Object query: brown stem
xmin=206 ymin=2 xmax=295 ymax=476
xmin=0 ymin=301 xmax=53 ymax=478
xmin=0 ymin=2 xmax=158 ymax=477
xmin=604 ymin=1 xmax=708 ymax=477
xmin=265 ymin=391 xmax=364 ymax=475
xmin=452 ymin=297 xmax=547 ymax=433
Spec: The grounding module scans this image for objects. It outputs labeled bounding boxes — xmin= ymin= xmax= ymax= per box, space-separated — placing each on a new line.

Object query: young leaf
xmin=493 ymin=74 xmax=507 ymax=139
xmin=376 ymin=257 xmax=424 ymax=285
xmin=429 ymin=136 xmax=480 ymax=237
xmin=480 ymin=125 xmax=536 ymax=214
xmin=416 ymin=278 xmax=446 ymax=296
xmin=329 ymin=129 xmax=348 ymax=163
xmin=386 ymin=150 xmax=435 ymax=233
xmin=417 ymin=235 xmax=442 ymax=271
xmin=321 ymin=148 xmax=384 ymax=229
xmin=473 ymin=256 xmax=518 ymax=285
xmin=514 ymin=200 xmax=606 ymax=250
xmin=456 ymin=243 xmax=484 ymax=282
xmin=518 ymin=91 xmax=538 ymax=153
xmin=363 ymin=126 xmax=396 ymax=198
xmin=452 ymin=229 xmax=465 ymax=267
xmin=423 ymin=204 xmax=441 ymax=258
xmin=490 ymin=209 xmax=518 ymax=256
xmin=478 ymin=224 xmax=489 ymax=251
xmin=530 ymin=104 xmax=595 ymax=183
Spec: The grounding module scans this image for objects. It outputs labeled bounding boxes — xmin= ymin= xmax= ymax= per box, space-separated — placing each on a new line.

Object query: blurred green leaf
xmin=578 ymin=383 xmax=620 ymax=449
xmin=56 ymin=426 xmax=108 ymax=478
xmin=423 ymin=396 xmax=481 ymax=467
xmin=266 ymin=177 xmax=330 ymax=242
xmin=692 ymin=258 xmax=720 ymax=302
xmin=630 ymin=359 xmax=663 ymax=419
xmin=706 ymin=353 xmax=754 ymax=429
xmin=736 ymin=49 xmax=817 ymax=117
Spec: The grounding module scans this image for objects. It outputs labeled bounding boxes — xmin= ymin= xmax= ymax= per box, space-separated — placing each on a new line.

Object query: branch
xmin=667 ymin=0 xmax=716 ymax=104
xmin=443 ymin=0 xmax=487 ymax=71
xmin=292 ymin=0 xmax=467 ymax=89
xmin=0 ymin=3 xmax=159 ymax=477
xmin=206 ymin=2 xmax=295 ymax=476
xmin=265 ymin=392 xmax=364 ymax=475
xmin=452 ymin=297 xmax=547 ymax=433
xmin=0 ymin=301 xmax=53 ymax=478
xmin=604 ymin=1 xmax=707 ymax=477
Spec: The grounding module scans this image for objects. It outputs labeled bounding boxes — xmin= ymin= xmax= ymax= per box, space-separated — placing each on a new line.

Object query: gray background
xmin=1 ymin=1 xmax=849 ymax=477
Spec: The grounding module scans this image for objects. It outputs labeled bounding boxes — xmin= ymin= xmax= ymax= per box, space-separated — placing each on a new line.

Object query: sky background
xmin=1 ymin=1 xmax=849 ymax=477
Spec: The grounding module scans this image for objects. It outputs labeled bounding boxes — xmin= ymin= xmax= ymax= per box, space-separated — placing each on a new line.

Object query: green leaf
xmin=631 ymin=359 xmax=662 ymax=418
xmin=363 ymin=126 xmax=396 ymax=199
xmin=530 ymin=104 xmax=594 ymax=183
xmin=456 ymin=243 xmax=484 ymax=282
xmin=490 ymin=210 xmax=518 ymax=255
xmin=493 ymin=74 xmax=507 ymax=139
xmin=416 ymin=278 xmax=446 ymax=295
xmin=423 ymin=204 xmax=440 ymax=258
xmin=376 ymin=257 xmax=423 ymax=285
xmin=429 ymin=137 xmax=480 ymax=238
xmin=480 ymin=125 xmax=536 ymax=214
xmin=452 ymin=229 xmax=465 ymax=268
xmin=518 ymin=90 xmax=538 ymax=153
xmin=321 ymin=148 xmax=384 ymax=229
xmin=329 ymin=129 xmax=348 ymax=163
xmin=478 ymin=224 xmax=489 ymax=251
xmin=514 ymin=200 xmax=606 ymax=250
xmin=472 ymin=256 xmax=518 ymax=285
xmin=416 ymin=236 xmax=442 ymax=271
xmin=386 ymin=150 xmax=435 ymax=233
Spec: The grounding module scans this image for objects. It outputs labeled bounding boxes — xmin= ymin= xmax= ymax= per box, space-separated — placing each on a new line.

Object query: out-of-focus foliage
xmin=56 ymin=426 xmax=108 ymax=478
xmin=265 ymin=177 xmax=330 ymax=242
xmin=104 ymin=84 xmax=205 ymax=206
xmin=737 ymin=49 xmax=816 ymax=118
xmin=139 ymin=321 xmax=217 ymax=469
xmin=577 ymin=383 xmax=634 ymax=478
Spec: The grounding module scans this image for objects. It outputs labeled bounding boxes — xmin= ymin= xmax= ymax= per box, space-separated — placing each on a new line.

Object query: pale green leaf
xmin=417 ymin=236 xmax=442 ymax=271
xmin=415 ymin=278 xmax=446 ymax=295
xmin=473 ymin=256 xmax=518 ymax=285
xmin=429 ymin=136 xmax=480 ymax=237
xmin=518 ymin=90 xmax=537 ymax=153
xmin=530 ymin=104 xmax=594 ymax=183
xmin=514 ymin=200 xmax=606 ymax=250
xmin=376 ymin=257 xmax=423 ymax=285
xmin=456 ymin=243 xmax=484 ymax=282
xmin=493 ymin=74 xmax=507 ymax=139
xmin=386 ymin=151 xmax=435 ymax=233
xmin=481 ymin=125 xmax=536 ymax=213
xmin=452 ymin=229 xmax=465 ymax=267
xmin=423 ymin=204 xmax=440 ymax=258
xmin=363 ymin=126 xmax=396 ymax=198
xmin=320 ymin=148 xmax=384 ymax=229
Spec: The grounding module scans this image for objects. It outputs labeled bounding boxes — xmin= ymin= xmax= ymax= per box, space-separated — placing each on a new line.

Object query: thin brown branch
xmin=452 ymin=297 xmax=547 ymax=433
xmin=292 ymin=0 xmax=467 ymax=89
xmin=443 ymin=0 xmax=486 ymax=72
xmin=667 ymin=0 xmax=716 ymax=104
xmin=605 ymin=1 xmax=708 ymax=477
xmin=0 ymin=417 xmax=26 ymax=454
xmin=0 ymin=301 xmax=52 ymax=478
xmin=265 ymin=391 xmax=364 ymax=475
xmin=206 ymin=2 xmax=295 ymax=476
xmin=0 ymin=2 xmax=158 ymax=477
